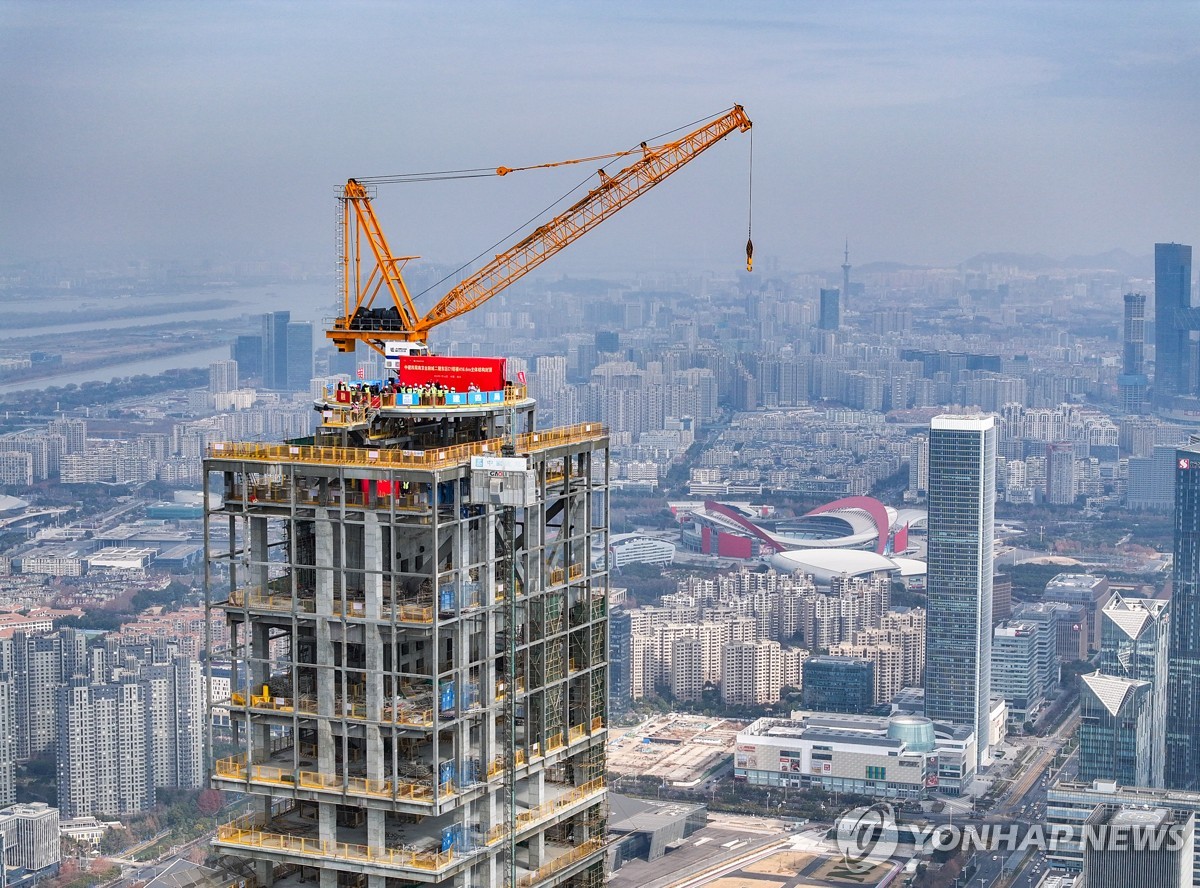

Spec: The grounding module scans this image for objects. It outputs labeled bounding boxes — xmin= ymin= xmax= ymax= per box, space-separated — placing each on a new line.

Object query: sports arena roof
xmin=685 ymin=496 xmax=925 ymax=556
xmin=769 ymin=548 xmax=905 ymax=584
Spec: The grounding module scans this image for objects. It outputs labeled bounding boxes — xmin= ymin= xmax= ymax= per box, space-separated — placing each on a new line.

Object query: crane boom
xmin=328 ymin=105 xmax=751 ymax=354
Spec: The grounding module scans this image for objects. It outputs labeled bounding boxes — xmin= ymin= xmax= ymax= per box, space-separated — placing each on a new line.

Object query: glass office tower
xmin=925 ymin=414 xmax=995 ymax=769
xmin=1167 ymin=435 xmax=1200 ymax=789
xmin=1153 ymin=243 xmax=1192 ymax=405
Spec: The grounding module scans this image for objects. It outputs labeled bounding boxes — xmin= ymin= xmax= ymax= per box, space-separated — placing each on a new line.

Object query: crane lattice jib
xmin=416 ymin=105 xmax=751 ymax=337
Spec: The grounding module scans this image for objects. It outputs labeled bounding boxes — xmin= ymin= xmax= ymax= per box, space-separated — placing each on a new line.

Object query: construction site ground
xmin=606 ymin=713 xmax=743 ymax=787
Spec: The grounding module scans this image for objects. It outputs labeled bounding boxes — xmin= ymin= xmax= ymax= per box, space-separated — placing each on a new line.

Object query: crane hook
xmin=746 ymin=239 xmax=754 ymax=273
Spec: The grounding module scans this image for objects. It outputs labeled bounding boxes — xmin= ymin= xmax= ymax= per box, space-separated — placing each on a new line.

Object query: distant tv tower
xmin=841 ymin=240 xmax=852 ymax=311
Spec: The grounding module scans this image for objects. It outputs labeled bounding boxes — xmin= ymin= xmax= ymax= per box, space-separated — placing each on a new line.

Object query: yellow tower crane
xmin=327 ymin=104 xmax=752 ymax=357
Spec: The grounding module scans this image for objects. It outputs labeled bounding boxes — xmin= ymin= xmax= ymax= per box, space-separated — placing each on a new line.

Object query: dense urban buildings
xmin=924 ymin=414 xmax=996 ymax=768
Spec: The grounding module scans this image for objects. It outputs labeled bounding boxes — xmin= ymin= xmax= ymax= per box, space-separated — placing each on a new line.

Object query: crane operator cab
xmin=384 ymin=340 xmax=431 ymax=369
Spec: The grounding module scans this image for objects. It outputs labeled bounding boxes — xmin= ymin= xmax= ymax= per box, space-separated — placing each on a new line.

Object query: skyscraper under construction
xmin=202 ymin=105 xmax=752 ymax=888
xmin=205 ymin=379 xmax=610 ymax=888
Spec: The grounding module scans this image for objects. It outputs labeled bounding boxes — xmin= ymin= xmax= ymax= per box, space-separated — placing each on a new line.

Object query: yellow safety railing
xmin=225 ymin=588 xmax=433 ymax=624
xmin=548 ymin=563 xmax=585 ymax=586
xmin=208 ymin=423 xmax=607 ymax=472
xmin=545 ymin=732 xmax=565 ymax=753
xmin=249 ymin=693 xmax=294 ymax=713
xmin=385 ymin=602 xmax=435 ymax=623
xmin=226 ymin=588 xmax=318 ymax=613
xmin=485 ymin=823 xmax=507 ymax=846
xmin=590 ymin=716 xmax=604 ymax=732
xmin=215 ymin=823 xmax=454 ymax=873
xmin=516 ymin=837 xmax=604 ymax=887
xmin=494 ymin=676 xmax=526 ymax=702
xmin=515 ymin=779 xmax=605 ymax=828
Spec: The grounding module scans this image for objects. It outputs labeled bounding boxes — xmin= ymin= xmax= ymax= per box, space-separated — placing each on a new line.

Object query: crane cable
xmin=746 ymin=126 xmax=754 ymax=272
xmin=354 ymin=107 xmax=734 ymax=186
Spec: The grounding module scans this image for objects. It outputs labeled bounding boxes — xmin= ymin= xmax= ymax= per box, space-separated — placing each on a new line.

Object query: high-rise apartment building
xmin=1120 ymin=292 xmax=1149 ymax=414
xmin=1045 ymin=442 xmax=1075 ymax=505
xmin=925 ymin=414 xmax=995 ymax=768
xmin=12 ymin=629 xmax=85 ymax=760
xmin=142 ymin=655 xmax=206 ymax=791
xmin=0 ymin=670 xmax=14 ymax=806
xmin=209 ymin=360 xmax=240 ymax=395
xmin=47 ymin=418 xmax=86 ymax=456
xmin=721 ymin=640 xmax=783 ymax=706
xmin=1154 ymin=243 xmax=1193 ymax=405
xmin=1167 ymin=435 xmax=1200 ymax=789
xmin=57 ymin=675 xmax=150 ymax=818
xmin=828 ymin=640 xmax=902 ymax=705
xmin=206 ymin=375 xmax=609 ymax=888
xmin=1099 ymin=593 xmax=1169 ymax=786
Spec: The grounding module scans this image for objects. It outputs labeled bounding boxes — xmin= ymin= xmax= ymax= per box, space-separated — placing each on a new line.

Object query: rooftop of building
xmin=1045 ymin=573 xmax=1108 ymax=592
xmin=769 ymin=548 xmax=914 ymax=584
xmin=742 ymin=712 xmax=972 ymax=744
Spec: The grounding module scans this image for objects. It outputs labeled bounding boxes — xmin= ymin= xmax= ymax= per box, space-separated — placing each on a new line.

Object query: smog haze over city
xmin=2 ymin=0 xmax=1198 ymax=272
xmin=6 ymin=5 xmax=1200 ymax=888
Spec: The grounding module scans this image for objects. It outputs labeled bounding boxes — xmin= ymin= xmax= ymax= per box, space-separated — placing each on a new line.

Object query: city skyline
xmin=2 ymin=2 xmax=1198 ymax=273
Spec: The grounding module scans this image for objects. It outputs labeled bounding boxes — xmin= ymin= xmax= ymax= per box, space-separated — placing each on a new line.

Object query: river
xmin=0 ymin=280 xmax=340 ymax=394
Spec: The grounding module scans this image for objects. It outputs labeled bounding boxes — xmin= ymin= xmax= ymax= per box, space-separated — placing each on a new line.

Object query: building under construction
xmin=203 ymin=104 xmax=751 ymax=888
xmin=204 ymin=385 xmax=610 ymax=888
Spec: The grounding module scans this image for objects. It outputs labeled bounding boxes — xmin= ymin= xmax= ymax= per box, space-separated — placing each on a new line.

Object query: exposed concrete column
xmin=366 ymin=807 xmax=385 ymax=849
xmin=527 ymin=768 xmax=545 ymax=806
xmin=315 ymin=514 xmax=336 ymax=775
xmin=253 ymin=859 xmax=273 ymax=887
xmin=364 ymin=510 xmax=383 ymax=620
xmin=526 ymin=828 xmax=545 ymax=868
xmin=250 ymin=515 xmax=269 ymax=591
xmin=318 ymin=799 xmax=337 ymax=845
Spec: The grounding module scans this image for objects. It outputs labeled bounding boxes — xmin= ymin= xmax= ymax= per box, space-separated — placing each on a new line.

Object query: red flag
xmin=356 ymin=367 xmax=365 ymax=379
xmin=517 ymin=370 xmax=527 ymax=385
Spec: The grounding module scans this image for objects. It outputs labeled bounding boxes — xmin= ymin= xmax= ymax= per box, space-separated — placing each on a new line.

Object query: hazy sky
xmin=3 ymin=1 xmax=1198 ymax=274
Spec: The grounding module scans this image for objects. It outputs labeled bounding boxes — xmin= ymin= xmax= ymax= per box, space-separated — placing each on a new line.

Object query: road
xmin=939 ymin=705 xmax=1080 ymax=888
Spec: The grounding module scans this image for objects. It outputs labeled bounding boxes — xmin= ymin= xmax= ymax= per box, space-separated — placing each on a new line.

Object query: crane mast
xmin=327 ymin=105 xmax=751 ymax=355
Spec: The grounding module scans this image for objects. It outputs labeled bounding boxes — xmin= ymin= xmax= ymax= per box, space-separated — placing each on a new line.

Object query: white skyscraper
xmin=925 ymin=414 xmax=996 ymax=769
